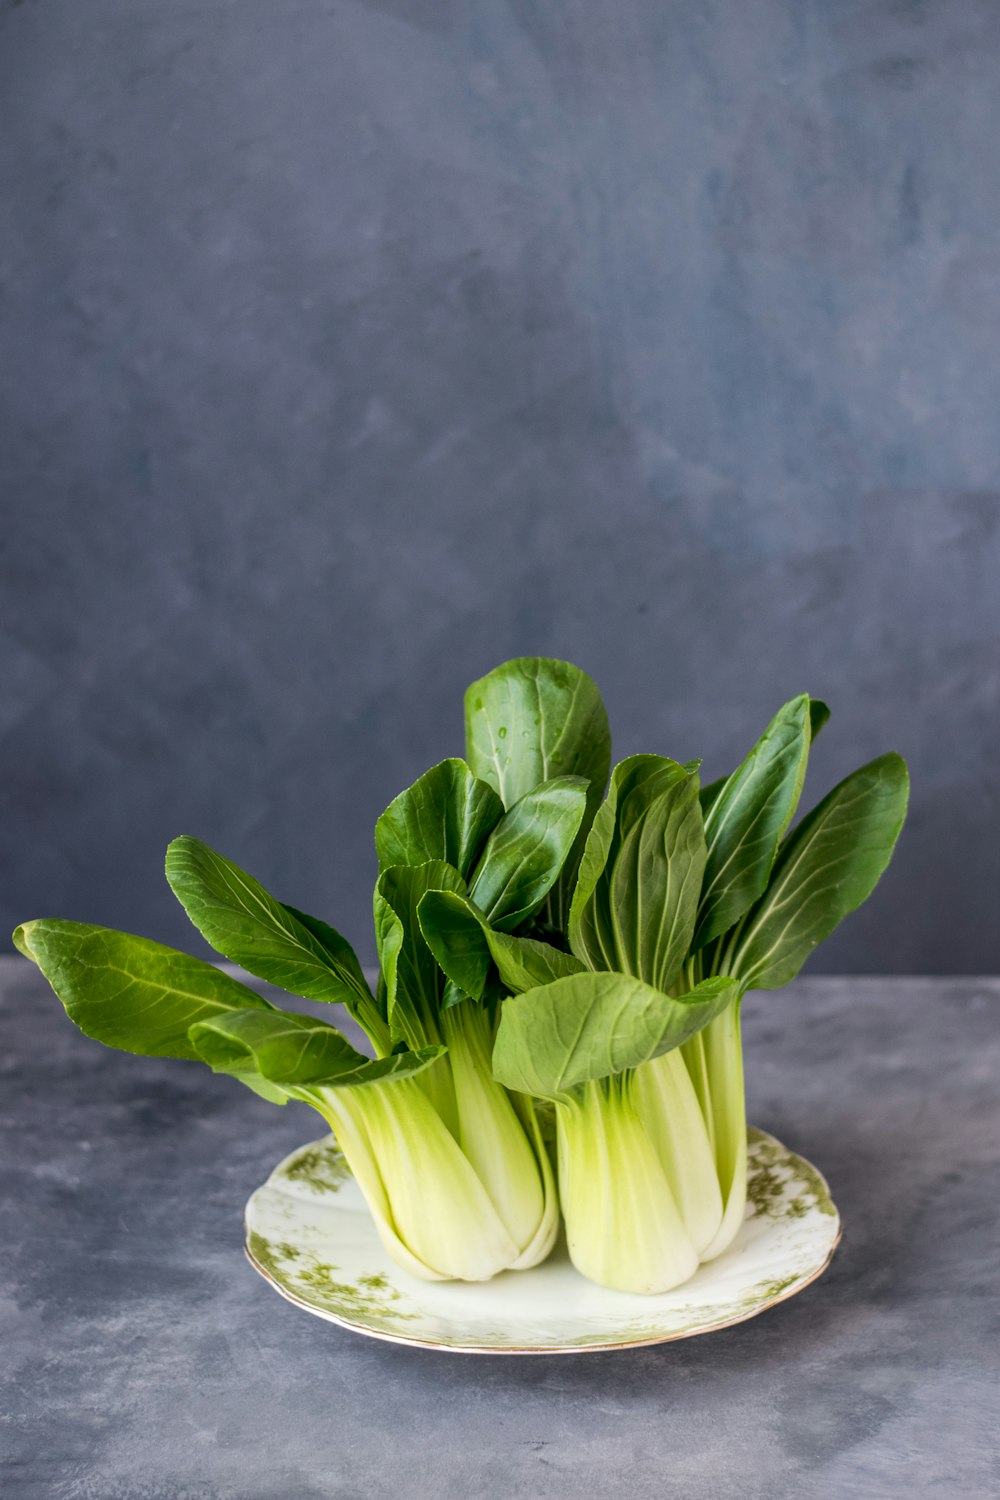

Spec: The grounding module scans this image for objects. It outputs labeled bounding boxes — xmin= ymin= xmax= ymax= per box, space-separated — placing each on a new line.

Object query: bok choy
xmin=15 ymin=755 xmax=590 ymax=1282
xmin=423 ymin=658 xmax=909 ymax=1294
xmin=14 ymin=654 xmax=908 ymax=1300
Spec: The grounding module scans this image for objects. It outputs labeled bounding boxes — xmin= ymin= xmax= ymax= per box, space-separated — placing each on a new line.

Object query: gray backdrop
xmin=2 ymin=1 xmax=998 ymax=972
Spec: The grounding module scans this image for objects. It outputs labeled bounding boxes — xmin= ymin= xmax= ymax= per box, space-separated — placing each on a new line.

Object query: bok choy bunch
xmin=420 ymin=658 xmax=909 ymax=1294
xmin=15 ymin=753 xmax=595 ymax=1282
xmin=15 ymin=654 xmax=908 ymax=1300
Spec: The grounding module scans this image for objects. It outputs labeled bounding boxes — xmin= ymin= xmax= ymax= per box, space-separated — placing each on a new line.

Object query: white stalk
xmin=307 ymin=1083 xmax=447 ymax=1281
xmin=556 ymin=1076 xmax=699 ymax=1294
xmin=441 ymin=999 xmax=557 ymax=1267
xmin=632 ymin=1047 xmax=724 ymax=1257
xmin=696 ymin=999 xmax=748 ymax=1261
xmin=313 ymin=1074 xmax=519 ymax=1282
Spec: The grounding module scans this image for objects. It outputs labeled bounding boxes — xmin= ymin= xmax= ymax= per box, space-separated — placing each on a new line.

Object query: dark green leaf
xmin=189 ymin=1006 xmax=445 ymax=1090
xmin=567 ymin=756 xmax=694 ymax=977
xmin=486 ymin=930 xmax=585 ymax=993
xmin=692 ymin=695 xmax=813 ymax=952
xmin=14 ymin=919 xmax=271 ymax=1061
xmin=164 ymin=838 xmax=380 ymax=1040
xmin=374 ymin=759 xmax=504 ymax=878
xmin=374 ymin=861 xmax=466 ymax=1046
xmin=698 ymin=775 xmax=727 ymax=819
xmin=418 ymin=887 xmax=585 ymax=1000
xmin=467 ymin=777 xmax=588 ymax=932
xmin=608 ymin=770 xmax=707 ymax=988
xmin=731 ymin=753 xmax=909 ymax=990
xmin=777 ymin=693 xmax=831 ymax=840
xmin=415 ymin=888 xmax=491 ymax=998
xmin=809 ymin=699 xmax=831 ymax=740
xmin=464 ymin=657 xmax=611 ymax=928
xmin=698 ymin=697 xmax=828 ymax=832
xmin=492 ymin=971 xmax=740 ymax=1100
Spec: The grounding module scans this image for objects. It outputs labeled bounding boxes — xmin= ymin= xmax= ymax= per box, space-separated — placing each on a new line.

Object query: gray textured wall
xmin=2 ymin=1 xmax=997 ymax=972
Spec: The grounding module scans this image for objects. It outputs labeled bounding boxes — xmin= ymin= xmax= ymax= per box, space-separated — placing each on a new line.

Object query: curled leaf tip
xmin=12 ymin=923 xmax=36 ymax=960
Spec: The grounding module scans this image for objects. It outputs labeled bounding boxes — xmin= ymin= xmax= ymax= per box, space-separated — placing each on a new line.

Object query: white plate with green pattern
xmin=244 ymin=1126 xmax=841 ymax=1354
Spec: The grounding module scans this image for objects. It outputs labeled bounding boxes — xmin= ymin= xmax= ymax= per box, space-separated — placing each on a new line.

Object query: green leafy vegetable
xmin=374 ymin=861 xmax=466 ymax=1048
xmin=729 ymin=753 xmax=910 ymax=990
xmin=692 ymin=694 xmax=814 ymax=953
xmin=493 ymin=963 xmax=738 ymax=1292
xmin=481 ymin=672 xmax=904 ymax=1295
xmin=22 ymin=822 xmax=563 ymax=1282
xmin=809 ymin=698 xmax=831 ymax=741
xmin=557 ymin=1077 xmax=701 ymax=1294
xmin=14 ymin=656 xmax=909 ymax=1302
xmin=567 ymin=755 xmax=693 ymax=977
xmin=493 ymin=971 xmax=739 ymax=1101
xmin=465 ymin=776 xmax=588 ymax=931
xmin=374 ymin=759 xmax=504 ymax=877
xmin=679 ymin=998 xmax=747 ymax=1260
xmin=605 ymin=769 xmax=707 ymax=989
xmin=418 ymin=887 xmax=585 ymax=1001
xmin=13 ymin=919 xmax=272 ymax=1060
xmin=165 ymin=836 xmax=384 ymax=1045
xmin=465 ymin=657 xmax=611 ymax=928
xmin=189 ymin=1005 xmax=445 ymax=1089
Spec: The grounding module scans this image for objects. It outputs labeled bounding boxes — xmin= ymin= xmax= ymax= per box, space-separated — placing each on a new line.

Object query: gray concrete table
xmin=2 ymin=963 xmax=996 ymax=1500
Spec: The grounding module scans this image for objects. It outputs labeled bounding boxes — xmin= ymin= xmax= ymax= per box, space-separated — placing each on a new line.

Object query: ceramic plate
xmin=244 ymin=1126 xmax=841 ymax=1354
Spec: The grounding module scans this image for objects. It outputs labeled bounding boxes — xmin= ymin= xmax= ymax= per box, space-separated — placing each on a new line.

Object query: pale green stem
xmin=680 ymin=1029 xmax=715 ymax=1151
xmin=697 ymin=998 xmax=748 ymax=1262
xmin=556 ymin=1075 xmax=699 ymax=1294
xmin=297 ymin=1082 xmax=444 ymax=1281
xmin=412 ymin=1049 xmax=460 ymax=1144
xmin=633 ymin=1048 xmax=723 ymax=1256
xmin=354 ymin=994 xmax=392 ymax=1059
xmin=310 ymin=1074 xmax=519 ymax=1281
xmin=441 ymin=1000 xmax=555 ymax=1262
xmin=716 ymin=910 xmax=750 ymax=978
